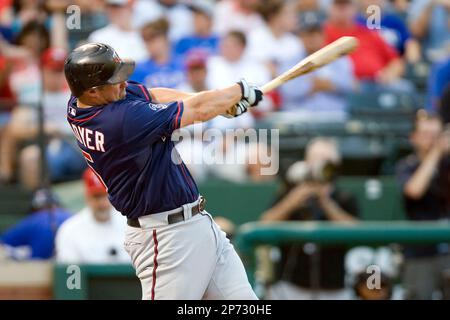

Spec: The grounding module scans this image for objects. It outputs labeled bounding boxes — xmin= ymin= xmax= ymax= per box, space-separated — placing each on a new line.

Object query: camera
xmin=286 ymin=160 xmax=339 ymax=184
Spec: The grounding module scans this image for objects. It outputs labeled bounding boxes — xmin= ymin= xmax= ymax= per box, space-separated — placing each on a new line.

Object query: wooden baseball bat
xmin=261 ymin=36 xmax=359 ymax=94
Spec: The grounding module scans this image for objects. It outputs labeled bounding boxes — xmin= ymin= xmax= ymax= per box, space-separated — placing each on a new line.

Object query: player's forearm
xmin=149 ymin=88 xmax=195 ymax=103
xmin=180 ymin=85 xmax=241 ymax=127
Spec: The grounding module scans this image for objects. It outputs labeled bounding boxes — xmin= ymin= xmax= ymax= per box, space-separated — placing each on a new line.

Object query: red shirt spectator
xmin=0 ymin=54 xmax=16 ymax=112
xmin=324 ymin=23 xmax=399 ymax=81
xmin=0 ymin=0 xmax=11 ymax=14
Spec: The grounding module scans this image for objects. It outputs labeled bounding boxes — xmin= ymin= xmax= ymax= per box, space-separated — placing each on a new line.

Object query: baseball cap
xmin=185 ymin=49 xmax=208 ymax=69
xmin=31 ymin=189 xmax=60 ymax=212
xmin=83 ymin=168 xmax=107 ymax=195
xmin=187 ymin=0 xmax=214 ymax=17
xmin=297 ymin=11 xmax=326 ymax=32
xmin=41 ymin=47 xmax=67 ymax=71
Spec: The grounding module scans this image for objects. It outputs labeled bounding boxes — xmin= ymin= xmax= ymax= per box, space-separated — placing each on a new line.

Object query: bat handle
xmin=261 ymin=79 xmax=283 ymax=94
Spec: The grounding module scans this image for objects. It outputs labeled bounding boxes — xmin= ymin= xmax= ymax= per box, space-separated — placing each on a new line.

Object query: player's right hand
xmin=237 ymin=79 xmax=263 ymax=107
xmin=222 ymin=99 xmax=251 ymax=118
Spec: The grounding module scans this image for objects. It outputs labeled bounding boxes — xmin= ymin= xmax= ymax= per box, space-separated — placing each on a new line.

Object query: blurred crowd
xmin=0 ymin=0 xmax=449 ymax=300
xmin=0 ymin=0 xmax=447 ymax=187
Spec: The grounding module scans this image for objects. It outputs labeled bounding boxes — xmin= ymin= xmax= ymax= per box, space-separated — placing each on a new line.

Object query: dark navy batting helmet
xmin=64 ymin=43 xmax=135 ymax=97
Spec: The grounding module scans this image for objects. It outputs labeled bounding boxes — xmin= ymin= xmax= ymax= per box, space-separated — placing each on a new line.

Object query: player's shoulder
xmin=126 ymin=80 xmax=154 ymax=103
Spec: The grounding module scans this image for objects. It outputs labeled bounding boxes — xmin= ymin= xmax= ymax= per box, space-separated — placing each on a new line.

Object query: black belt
xmin=127 ymin=197 xmax=206 ymax=228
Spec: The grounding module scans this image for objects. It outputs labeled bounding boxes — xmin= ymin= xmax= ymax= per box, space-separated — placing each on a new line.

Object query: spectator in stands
xmin=46 ymin=0 xmax=108 ymax=50
xmin=88 ymin=0 xmax=148 ymax=63
xmin=133 ymin=0 xmax=194 ymax=42
xmin=389 ymin=0 xmax=413 ymax=21
xmin=130 ymin=18 xmax=185 ymax=89
xmin=206 ymin=30 xmax=271 ymax=130
xmin=395 ymin=111 xmax=450 ymax=299
xmin=441 ymin=85 xmax=450 ymax=124
xmin=174 ymin=0 xmax=219 ymax=61
xmin=324 ymin=0 xmax=410 ymax=92
xmin=247 ymin=0 xmax=303 ymax=76
xmin=9 ymin=21 xmax=49 ymax=106
xmin=296 ymin=0 xmax=332 ymax=12
xmin=0 ymin=21 xmax=50 ymax=184
xmin=175 ymin=129 xmax=275 ymax=183
xmin=427 ymin=57 xmax=450 ymax=112
xmin=0 ymin=48 xmax=86 ymax=189
xmin=7 ymin=0 xmax=47 ymax=36
xmin=262 ymin=138 xmax=359 ymax=300
xmin=173 ymin=50 xmax=207 ymax=181
xmin=408 ymin=0 xmax=450 ymax=63
xmin=0 ymin=48 xmax=16 ymax=134
xmin=203 ymin=138 xmax=276 ymax=183
xmin=0 ymin=189 xmax=71 ymax=260
xmin=279 ymin=10 xmax=355 ymax=120
xmin=19 ymin=48 xmax=86 ymax=189
xmin=177 ymin=49 xmax=208 ymax=93
xmin=213 ymin=0 xmax=265 ymax=36
xmin=357 ymin=0 xmax=414 ymax=57
xmin=56 ymin=168 xmax=129 ymax=264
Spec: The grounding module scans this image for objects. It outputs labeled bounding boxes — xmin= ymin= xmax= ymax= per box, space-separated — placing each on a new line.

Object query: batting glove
xmin=222 ymin=99 xmax=251 ymax=118
xmin=237 ymin=79 xmax=263 ymax=107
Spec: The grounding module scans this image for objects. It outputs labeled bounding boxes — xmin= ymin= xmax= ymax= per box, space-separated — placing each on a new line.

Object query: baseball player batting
xmin=64 ymin=43 xmax=261 ymax=300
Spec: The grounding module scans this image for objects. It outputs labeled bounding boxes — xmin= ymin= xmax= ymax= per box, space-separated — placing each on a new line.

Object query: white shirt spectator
xmin=407 ymin=0 xmax=450 ymax=62
xmin=9 ymin=63 xmax=41 ymax=107
xmin=43 ymin=90 xmax=72 ymax=135
xmin=213 ymin=0 xmax=265 ymax=36
xmin=247 ymin=25 xmax=304 ymax=67
xmin=88 ymin=24 xmax=148 ymax=63
xmin=56 ymin=207 xmax=130 ymax=264
xmin=132 ymin=0 xmax=194 ymax=42
xmin=279 ymin=55 xmax=355 ymax=120
xmin=175 ymin=135 xmax=250 ymax=183
xmin=205 ymin=54 xmax=271 ymax=130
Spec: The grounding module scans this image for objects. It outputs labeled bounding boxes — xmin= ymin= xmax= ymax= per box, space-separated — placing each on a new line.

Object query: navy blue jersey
xmin=66 ymin=81 xmax=199 ymax=219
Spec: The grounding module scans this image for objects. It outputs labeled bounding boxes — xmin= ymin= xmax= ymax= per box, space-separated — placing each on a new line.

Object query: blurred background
xmin=0 ymin=0 xmax=449 ymax=300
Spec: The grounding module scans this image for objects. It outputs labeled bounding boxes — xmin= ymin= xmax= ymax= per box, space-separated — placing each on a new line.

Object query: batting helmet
xmin=64 ymin=43 xmax=135 ymax=97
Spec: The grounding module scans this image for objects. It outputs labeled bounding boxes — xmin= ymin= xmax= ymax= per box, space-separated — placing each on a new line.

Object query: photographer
xmin=396 ymin=111 xmax=450 ymax=299
xmin=261 ymin=138 xmax=359 ymax=300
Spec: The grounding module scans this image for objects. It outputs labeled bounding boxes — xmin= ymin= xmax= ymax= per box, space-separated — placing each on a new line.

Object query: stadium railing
xmin=234 ymin=221 xmax=450 ymax=286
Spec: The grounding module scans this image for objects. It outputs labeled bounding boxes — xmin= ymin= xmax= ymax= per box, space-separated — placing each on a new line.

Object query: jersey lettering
xmin=71 ymin=124 xmax=106 ymax=153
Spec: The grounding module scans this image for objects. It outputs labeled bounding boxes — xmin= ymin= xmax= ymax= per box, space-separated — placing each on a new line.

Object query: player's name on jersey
xmin=70 ymin=124 xmax=106 ymax=153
